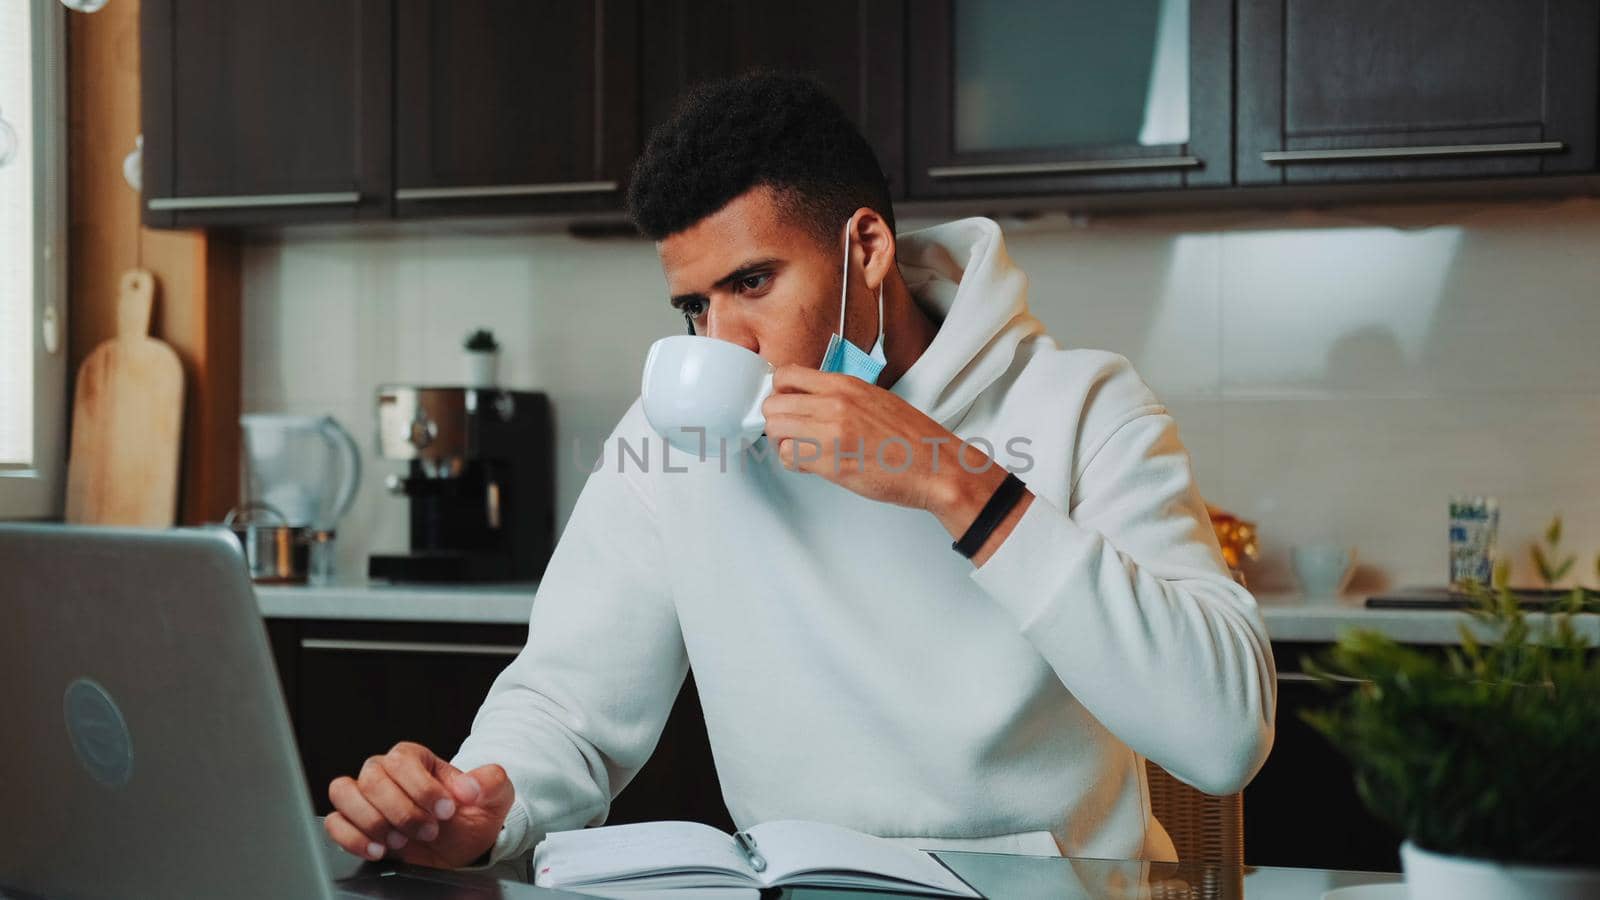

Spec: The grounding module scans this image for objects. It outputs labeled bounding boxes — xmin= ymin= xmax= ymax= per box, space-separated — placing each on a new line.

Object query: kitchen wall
xmin=241 ymin=196 xmax=1600 ymax=593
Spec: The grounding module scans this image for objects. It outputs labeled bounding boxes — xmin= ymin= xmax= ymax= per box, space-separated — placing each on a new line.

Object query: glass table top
xmin=786 ymin=851 xmax=1404 ymax=900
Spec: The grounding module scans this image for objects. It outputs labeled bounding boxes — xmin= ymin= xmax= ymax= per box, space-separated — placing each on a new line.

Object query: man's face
xmin=658 ymin=185 xmax=841 ymax=369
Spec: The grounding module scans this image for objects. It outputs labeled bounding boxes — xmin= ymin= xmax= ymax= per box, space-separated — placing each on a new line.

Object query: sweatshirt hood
xmin=890 ymin=217 xmax=1045 ymax=428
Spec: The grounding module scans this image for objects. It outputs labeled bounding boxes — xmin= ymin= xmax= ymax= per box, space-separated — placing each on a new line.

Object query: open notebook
xmin=531 ymin=820 xmax=981 ymax=897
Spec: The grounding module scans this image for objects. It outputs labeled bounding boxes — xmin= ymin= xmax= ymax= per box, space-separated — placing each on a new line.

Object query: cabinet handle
xmin=299 ymin=637 xmax=523 ymax=657
xmin=927 ymin=156 xmax=1201 ymax=179
xmin=147 ymin=191 xmax=362 ymax=211
xmin=1262 ymin=141 xmax=1565 ymax=164
xmin=395 ymin=181 xmax=619 ymax=201
xmin=1278 ymin=671 xmax=1370 ymax=685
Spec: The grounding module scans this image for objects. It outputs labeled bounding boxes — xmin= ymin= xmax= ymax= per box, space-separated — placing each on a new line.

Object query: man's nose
xmin=703 ymin=307 xmax=759 ymax=353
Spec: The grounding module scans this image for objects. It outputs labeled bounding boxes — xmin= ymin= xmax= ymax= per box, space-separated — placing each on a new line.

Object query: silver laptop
xmin=0 ymin=524 xmax=564 ymax=900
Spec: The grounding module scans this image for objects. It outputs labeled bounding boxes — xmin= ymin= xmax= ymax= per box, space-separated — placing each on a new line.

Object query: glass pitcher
xmin=239 ymin=414 xmax=361 ymax=530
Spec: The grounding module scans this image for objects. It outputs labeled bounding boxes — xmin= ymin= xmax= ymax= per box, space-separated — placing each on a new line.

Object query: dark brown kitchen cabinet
xmin=907 ymin=0 xmax=1234 ymax=198
xmin=1243 ymin=643 xmax=1403 ymax=873
xmin=392 ymin=0 xmax=639 ymax=219
xmin=1237 ymin=0 xmax=1600 ymax=185
xmin=140 ymin=0 xmax=392 ymax=228
xmin=265 ymin=619 xmax=733 ymax=832
xmin=140 ymin=1 xmax=1600 ymax=230
xmin=637 ymin=0 xmax=907 ymax=199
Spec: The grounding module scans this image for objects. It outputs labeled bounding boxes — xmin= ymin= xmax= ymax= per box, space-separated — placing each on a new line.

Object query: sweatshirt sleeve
xmin=451 ymin=423 xmax=687 ymax=864
xmin=969 ymin=404 xmax=1277 ymax=796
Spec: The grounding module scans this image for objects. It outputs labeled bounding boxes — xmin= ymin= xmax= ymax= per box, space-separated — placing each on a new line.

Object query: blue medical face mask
xmin=819 ymin=220 xmax=887 ymax=384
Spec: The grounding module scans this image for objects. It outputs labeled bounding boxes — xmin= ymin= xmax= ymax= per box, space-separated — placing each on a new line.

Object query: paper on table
xmin=533 ymin=821 xmax=752 ymax=887
xmin=745 ymin=820 xmax=980 ymax=896
xmin=554 ymin=886 xmax=759 ymax=900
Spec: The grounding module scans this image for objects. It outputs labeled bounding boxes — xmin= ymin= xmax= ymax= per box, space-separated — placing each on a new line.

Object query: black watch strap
xmin=952 ymin=472 xmax=1028 ymax=559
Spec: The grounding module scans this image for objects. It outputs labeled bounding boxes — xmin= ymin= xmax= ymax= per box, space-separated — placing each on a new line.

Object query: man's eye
xmin=737 ymin=273 xmax=771 ymax=293
xmin=684 ymin=298 xmax=707 ymax=318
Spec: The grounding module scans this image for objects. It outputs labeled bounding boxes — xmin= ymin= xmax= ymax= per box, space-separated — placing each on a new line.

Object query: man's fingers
xmin=325 ymin=812 xmax=386 ymax=862
xmin=775 ymin=437 xmax=832 ymax=472
xmin=421 ymin=752 xmax=487 ymax=808
xmin=761 ymin=415 xmax=819 ymax=445
xmin=441 ymin=763 xmax=482 ymax=806
xmin=761 ymin=392 xmax=832 ymax=420
xmin=772 ymin=364 xmax=855 ymax=395
xmin=382 ymin=751 xmax=457 ymax=822
xmin=392 ymin=742 xmax=482 ymax=816
xmin=359 ymin=757 xmax=439 ymax=840
xmin=465 ymin=764 xmax=513 ymax=810
xmin=328 ymin=775 xmax=396 ymax=846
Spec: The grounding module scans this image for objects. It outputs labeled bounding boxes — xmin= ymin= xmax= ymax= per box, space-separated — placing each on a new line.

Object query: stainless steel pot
xmin=223 ymin=502 xmax=311 ymax=584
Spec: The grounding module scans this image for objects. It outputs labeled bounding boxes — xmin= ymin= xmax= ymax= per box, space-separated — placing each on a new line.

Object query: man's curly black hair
xmin=626 ymin=71 xmax=895 ymax=247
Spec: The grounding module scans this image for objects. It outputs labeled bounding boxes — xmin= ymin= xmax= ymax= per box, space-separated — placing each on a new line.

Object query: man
xmin=324 ymin=72 xmax=1276 ymax=869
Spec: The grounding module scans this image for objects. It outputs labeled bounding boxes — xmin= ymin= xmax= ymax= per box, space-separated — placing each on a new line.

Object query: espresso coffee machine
xmin=369 ymin=386 xmax=554 ymax=582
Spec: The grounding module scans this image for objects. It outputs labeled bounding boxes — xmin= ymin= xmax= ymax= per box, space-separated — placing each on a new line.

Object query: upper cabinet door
xmin=394 ymin=0 xmax=639 ymax=218
xmin=1238 ymin=0 xmax=1599 ymax=184
xmin=141 ymin=0 xmax=392 ymax=228
xmin=908 ymin=0 xmax=1231 ymax=198
xmin=638 ymin=1 xmax=906 ymax=200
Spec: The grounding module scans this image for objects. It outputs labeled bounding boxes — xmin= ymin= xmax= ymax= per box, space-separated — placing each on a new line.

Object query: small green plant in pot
xmin=462 ymin=328 xmax=500 ymax=388
xmin=1302 ymin=565 xmax=1600 ymax=899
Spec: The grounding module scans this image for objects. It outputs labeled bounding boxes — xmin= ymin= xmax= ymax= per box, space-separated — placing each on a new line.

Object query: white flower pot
xmin=464 ymin=350 xmax=499 ymax=387
xmin=1402 ymin=840 xmax=1600 ymax=900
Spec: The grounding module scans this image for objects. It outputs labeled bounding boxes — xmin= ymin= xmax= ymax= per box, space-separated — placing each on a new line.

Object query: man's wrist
xmin=928 ymin=461 xmax=1035 ymax=567
xmin=928 ymin=463 xmax=1009 ymax=538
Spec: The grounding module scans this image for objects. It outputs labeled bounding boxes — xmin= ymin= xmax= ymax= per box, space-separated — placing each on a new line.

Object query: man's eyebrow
xmin=669 ymin=257 xmax=783 ymax=307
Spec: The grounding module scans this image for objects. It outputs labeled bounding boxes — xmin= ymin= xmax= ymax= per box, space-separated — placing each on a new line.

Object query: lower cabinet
xmin=1243 ymin=642 xmax=1403 ymax=872
xmin=264 ymin=618 xmax=733 ymax=832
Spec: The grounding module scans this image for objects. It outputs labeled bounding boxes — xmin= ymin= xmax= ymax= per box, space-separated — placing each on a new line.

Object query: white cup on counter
xmin=1291 ymin=543 xmax=1357 ymax=599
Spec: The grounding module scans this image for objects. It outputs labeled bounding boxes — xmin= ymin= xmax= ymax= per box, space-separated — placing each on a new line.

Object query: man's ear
xmin=850 ymin=208 xmax=898 ymax=293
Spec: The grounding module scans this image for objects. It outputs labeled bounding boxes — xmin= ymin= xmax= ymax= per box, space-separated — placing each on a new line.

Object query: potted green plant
xmin=1303 ymin=562 xmax=1600 ymax=899
xmin=463 ymin=328 xmax=500 ymax=387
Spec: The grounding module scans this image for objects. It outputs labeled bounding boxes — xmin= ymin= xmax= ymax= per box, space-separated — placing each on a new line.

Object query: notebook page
xmin=745 ymin=821 xmax=979 ymax=896
xmin=549 ymin=885 xmax=759 ymax=900
xmin=532 ymin=821 xmax=755 ymax=888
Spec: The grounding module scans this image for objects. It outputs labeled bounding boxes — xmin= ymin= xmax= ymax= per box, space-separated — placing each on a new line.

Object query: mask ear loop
xmin=837 ymin=220 xmax=852 ymax=337
xmin=873 ymin=276 xmax=884 ymax=353
xmin=840 ymin=218 xmax=887 ymax=350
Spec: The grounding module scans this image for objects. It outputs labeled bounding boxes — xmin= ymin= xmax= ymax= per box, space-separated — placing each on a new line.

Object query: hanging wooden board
xmin=65 ymin=269 xmax=185 ymax=526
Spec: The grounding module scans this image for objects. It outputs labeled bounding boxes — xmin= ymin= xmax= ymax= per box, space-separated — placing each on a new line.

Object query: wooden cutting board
xmin=65 ymin=269 xmax=185 ymax=526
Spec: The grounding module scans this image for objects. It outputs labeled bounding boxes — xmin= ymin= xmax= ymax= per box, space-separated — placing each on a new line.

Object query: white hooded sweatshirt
xmin=453 ymin=217 xmax=1276 ymax=864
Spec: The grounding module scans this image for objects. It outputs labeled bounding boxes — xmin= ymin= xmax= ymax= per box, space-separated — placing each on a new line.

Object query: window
xmin=0 ymin=0 xmax=66 ymax=519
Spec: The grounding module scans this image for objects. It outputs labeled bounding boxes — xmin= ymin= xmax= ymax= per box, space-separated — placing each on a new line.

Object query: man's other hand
xmin=324 ymin=741 xmax=513 ymax=869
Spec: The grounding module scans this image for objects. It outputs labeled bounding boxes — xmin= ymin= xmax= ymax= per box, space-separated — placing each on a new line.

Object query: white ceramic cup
xmin=641 ymin=335 xmax=774 ymax=455
xmin=1291 ymin=543 xmax=1357 ymax=598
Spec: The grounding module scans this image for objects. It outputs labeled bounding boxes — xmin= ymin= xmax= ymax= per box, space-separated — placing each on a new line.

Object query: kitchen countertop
xmin=255 ymin=582 xmax=536 ymax=624
xmin=1255 ymin=591 xmax=1600 ymax=644
xmin=255 ymin=583 xmax=1600 ymax=644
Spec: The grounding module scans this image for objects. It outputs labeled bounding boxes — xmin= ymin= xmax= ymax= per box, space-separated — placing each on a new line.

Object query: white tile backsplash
xmin=241 ymin=197 xmax=1600 ymax=592
xmin=1004 ymin=223 xmax=1224 ymax=396
xmin=1219 ymin=222 xmax=1466 ymax=396
xmin=1157 ymin=393 xmax=1223 ymax=500
xmin=1218 ymin=391 xmax=1600 ymax=592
